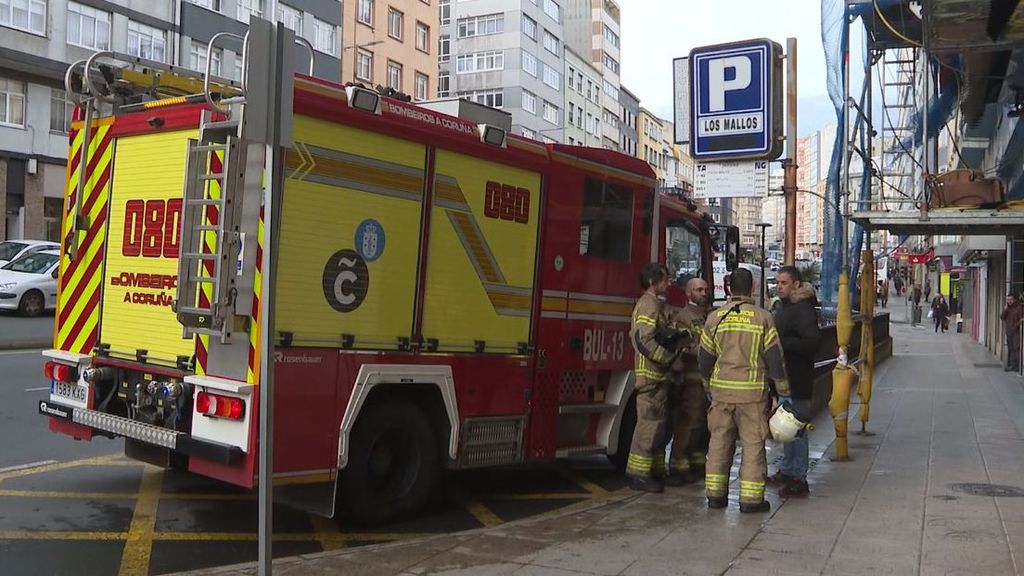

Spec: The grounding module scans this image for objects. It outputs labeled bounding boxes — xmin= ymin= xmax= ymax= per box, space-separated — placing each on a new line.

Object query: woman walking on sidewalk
xmin=931 ymin=294 xmax=950 ymax=333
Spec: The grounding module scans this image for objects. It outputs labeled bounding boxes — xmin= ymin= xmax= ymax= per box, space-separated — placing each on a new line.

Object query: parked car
xmin=0 ymin=240 xmax=59 ymax=267
xmin=0 ymin=250 xmax=60 ymax=316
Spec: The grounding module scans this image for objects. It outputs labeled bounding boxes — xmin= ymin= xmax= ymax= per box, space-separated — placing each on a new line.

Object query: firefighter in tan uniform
xmin=698 ymin=268 xmax=790 ymax=513
xmin=664 ymin=277 xmax=710 ymax=484
xmin=626 ymin=263 xmax=690 ymax=492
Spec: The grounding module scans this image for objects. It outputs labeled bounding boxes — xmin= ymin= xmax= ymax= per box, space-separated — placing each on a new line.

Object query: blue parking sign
xmin=690 ymin=39 xmax=783 ymax=161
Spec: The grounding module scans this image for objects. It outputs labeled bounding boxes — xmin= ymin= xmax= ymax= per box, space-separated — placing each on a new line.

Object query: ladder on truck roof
xmin=64 ymin=29 xmax=312 ymax=345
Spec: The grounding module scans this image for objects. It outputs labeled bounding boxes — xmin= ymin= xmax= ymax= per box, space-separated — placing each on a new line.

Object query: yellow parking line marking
xmin=562 ymin=472 xmax=611 ymax=498
xmin=0 ymin=489 xmax=253 ymax=500
xmin=0 ymin=454 xmax=128 ymax=483
xmin=150 ymin=531 xmax=430 ymax=542
xmin=308 ymin=514 xmax=347 ymax=551
xmin=118 ymin=468 xmax=163 ymax=576
xmin=0 ymin=530 xmax=129 ymax=541
xmin=464 ymin=497 xmax=502 ymax=527
xmin=486 ymin=492 xmax=591 ymax=500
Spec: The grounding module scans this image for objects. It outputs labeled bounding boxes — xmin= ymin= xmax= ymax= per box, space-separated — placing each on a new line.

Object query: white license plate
xmin=51 ymin=380 xmax=89 ymax=405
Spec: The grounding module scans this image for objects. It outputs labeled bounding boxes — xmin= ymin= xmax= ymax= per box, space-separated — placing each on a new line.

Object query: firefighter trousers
xmin=667 ymin=374 xmax=706 ymax=474
xmin=626 ymin=377 xmax=671 ymax=479
xmin=705 ymin=400 xmax=769 ymax=504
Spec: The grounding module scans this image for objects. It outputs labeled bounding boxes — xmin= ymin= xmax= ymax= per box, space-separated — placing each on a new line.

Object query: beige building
xmin=342 ymin=0 xmax=437 ymax=101
xmin=734 ymin=197 xmax=764 ymax=251
xmin=638 ymin=108 xmax=664 ymax=180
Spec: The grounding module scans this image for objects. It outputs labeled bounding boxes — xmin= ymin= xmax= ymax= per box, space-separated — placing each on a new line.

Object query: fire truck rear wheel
xmin=339 ymin=399 xmax=440 ymax=525
xmin=609 ymin=391 xmax=637 ymax=471
xmin=18 ymin=290 xmax=44 ymax=317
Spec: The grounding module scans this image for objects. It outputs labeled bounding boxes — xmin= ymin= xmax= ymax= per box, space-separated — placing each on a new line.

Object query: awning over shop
xmin=851 ymin=208 xmax=1024 ymax=235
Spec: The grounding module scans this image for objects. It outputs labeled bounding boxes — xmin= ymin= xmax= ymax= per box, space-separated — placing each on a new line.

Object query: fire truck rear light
xmin=44 ymin=361 xmax=77 ymax=383
xmin=195 ymin=391 xmax=245 ymax=421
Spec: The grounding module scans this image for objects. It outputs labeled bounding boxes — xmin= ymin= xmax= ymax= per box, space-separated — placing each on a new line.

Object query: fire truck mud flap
xmin=38 ymin=400 xmax=243 ymax=465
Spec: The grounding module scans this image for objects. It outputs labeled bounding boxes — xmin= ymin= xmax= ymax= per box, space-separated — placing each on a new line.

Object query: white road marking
xmin=0 ymin=460 xmax=59 ymax=474
xmin=24 ymin=387 xmax=49 ymax=392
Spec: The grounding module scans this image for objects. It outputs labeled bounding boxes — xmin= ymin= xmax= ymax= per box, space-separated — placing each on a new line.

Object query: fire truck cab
xmin=38 ymin=24 xmax=738 ymax=523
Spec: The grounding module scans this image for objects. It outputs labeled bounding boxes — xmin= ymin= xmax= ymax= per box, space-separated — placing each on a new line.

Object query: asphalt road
xmin=0 ymin=349 xmax=116 ymax=468
xmin=0 ymin=347 xmax=629 ymax=575
xmin=0 ymin=312 xmax=55 ymax=349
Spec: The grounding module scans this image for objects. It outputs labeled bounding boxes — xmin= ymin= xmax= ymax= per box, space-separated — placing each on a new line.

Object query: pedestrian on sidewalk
xmin=769 ymin=266 xmax=820 ymax=498
xmin=625 ymin=263 xmax=682 ymax=493
xmin=931 ymin=294 xmax=949 ymax=333
xmin=924 ymin=278 xmax=932 ymax=303
xmin=664 ymin=277 xmax=710 ymax=485
xmin=893 ymin=275 xmax=903 ymax=297
xmin=699 ymin=268 xmax=790 ymax=513
xmin=1001 ymin=293 xmax=1023 ymax=372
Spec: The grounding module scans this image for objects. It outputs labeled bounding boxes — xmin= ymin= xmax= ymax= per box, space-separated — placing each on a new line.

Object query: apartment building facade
xmin=342 ymin=0 xmax=436 ymax=101
xmin=564 ymin=47 xmax=601 ymax=146
xmin=562 ymin=0 xmax=619 ymax=150
xmin=439 ymin=0 xmax=565 ymax=142
xmin=618 ymin=84 xmax=638 ymax=157
xmin=637 ymin=107 xmax=663 ymax=180
xmin=0 ymin=0 xmax=341 ymax=241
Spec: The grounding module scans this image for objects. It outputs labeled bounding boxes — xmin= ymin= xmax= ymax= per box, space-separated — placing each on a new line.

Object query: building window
xmin=127 ymin=20 xmax=166 ymax=62
xmin=277 ymin=3 xmax=303 ymax=34
xmin=602 ymin=79 xmax=618 ymax=100
xmin=356 ymin=50 xmax=373 ymax=81
xmin=190 ymin=0 xmax=221 ymax=11
xmin=67 ymin=2 xmax=110 ymax=50
xmin=542 ymin=30 xmax=559 ymax=56
xmin=313 ymin=18 xmax=337 ymax=55
xmin=237 ymin=0 xmax=262 ymax=21
xmin=603 ymin=24 xmax=619 ymax=48
xmin=234 ymin=54 xmax=243 ymax=80
xmin=415 ymin=21 xmax=430 ymax=52
xmin=438 ymin=71 xmax=450 ymax=97
xmin=580 ymin=177 xmax=631 ymax=260
xmin=459 ymin=88 xmax=503 ymax=109
xmin=388 ymin=8 xmax=403 ymax=40
xmin=567 ymin=66 xmax=576 ymax=90
xmin=543 ymin=0 xmax=560 ymax=22
xmin=414 ymin=72 xmax=428 ymax=101
xmin=50 ymin=89 xmax=75 ymax=133
xmin=0 ymin=77 xmax=25 ymax=127
xmin=456 ymin=50 xmax=504 ymax=74
xmin=358 ymin=0 xmax=373 ymax=25
xmin=387 ymin=60 xmax=402 ymax=90
xmin=522 ymin=15 xmax=538 ymax=42
xmin=574 ymin=104 xmax=582 ymax=126
xmin=190 ymin=41 xmax=222 ymax=75
xmin=457 ymin=13 xmax=503 ymax=38
xmin=439 ymin=0 xmax=450 ymax=25
xmin=438 ymin=35 xmax=450 ymax=63
xmin=542 ymin=64 xmax=560 ymax=90
xmin=0 ymin=0 xmax=45 ymax=34
xmin=542 ymin=100 xmax=558 ymax=124
xmin=522 ymin=127 xmax=536 ymax=139
xmin=602 ymin=52 xmax=620 ymax=74
xmin=522 ymin=50 xmax=537 ymax=77
xmin=522 ymin=89 xmax=536 ymax=114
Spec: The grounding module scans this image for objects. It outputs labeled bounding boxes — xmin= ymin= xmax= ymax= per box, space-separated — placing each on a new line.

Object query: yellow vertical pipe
xmin=829 ymin=271 xmax=854 ymax=461
xmin=858 ymin=251 xmax=874 ymax=428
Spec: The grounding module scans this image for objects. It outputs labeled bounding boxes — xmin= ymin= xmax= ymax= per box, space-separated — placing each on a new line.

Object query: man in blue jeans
xmin=770 ymin=266 xmax=821 ymax=497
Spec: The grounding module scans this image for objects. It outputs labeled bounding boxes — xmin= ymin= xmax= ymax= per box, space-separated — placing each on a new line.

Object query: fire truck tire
xmin=339 ymin=399 xmax=440 ymax=525
xmin=18 ymin=290 xmax=44 ymax=317
xmin=609 ymin=391 xmax=637 ymax=471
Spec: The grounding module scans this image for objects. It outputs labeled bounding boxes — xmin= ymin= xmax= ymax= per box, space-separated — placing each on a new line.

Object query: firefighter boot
xmin=629 ymin=476 xmax=665 ymax=493
xmin=739 ymin=500 xmax=771 ymax=514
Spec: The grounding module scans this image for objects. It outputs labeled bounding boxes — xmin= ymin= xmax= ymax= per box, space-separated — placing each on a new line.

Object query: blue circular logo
xmin=354 ymin=219 xmax=385 ymax=262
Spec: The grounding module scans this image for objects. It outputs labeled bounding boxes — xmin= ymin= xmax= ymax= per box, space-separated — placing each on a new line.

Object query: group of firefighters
xmin=626 ymin=262 xmax=821 ymax=513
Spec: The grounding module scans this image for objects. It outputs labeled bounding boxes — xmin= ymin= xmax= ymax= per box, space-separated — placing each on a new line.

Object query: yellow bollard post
xmin=857 ymin=251 xmax=875 ymax=435
xmin=829 ymin=271 xmax=855 ymax=461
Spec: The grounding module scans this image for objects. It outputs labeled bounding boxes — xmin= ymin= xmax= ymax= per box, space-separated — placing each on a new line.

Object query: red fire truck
xmin=38 ymin=27 xmax=737 ymax=523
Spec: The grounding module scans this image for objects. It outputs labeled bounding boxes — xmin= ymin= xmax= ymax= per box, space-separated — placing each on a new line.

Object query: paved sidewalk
xmin=179 ymin=319 xmax=1024 ymax=576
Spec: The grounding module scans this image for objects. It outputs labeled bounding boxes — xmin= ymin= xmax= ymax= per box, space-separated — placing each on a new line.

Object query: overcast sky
xmin=618 ymin=0 xmax=844 ymax=137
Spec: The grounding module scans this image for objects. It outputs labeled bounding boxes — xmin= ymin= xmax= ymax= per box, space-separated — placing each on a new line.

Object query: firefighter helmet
xmin=769 ymin=403 xmax=812 ymax=443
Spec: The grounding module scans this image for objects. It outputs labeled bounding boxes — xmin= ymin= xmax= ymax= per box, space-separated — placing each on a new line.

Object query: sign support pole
xmin=783 ymin=37 xmax=798 ymax=266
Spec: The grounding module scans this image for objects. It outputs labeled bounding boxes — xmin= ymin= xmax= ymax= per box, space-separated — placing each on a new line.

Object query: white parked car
xmin=0 ymin=240 xmax=59 ymax=267
xmin=0 ymin=250 xmax=60 ymax=316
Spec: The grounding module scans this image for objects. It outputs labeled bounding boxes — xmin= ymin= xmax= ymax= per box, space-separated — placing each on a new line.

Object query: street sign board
xmin=689 ymin=38 xmax=783 ymax=161
xmin=693 ymin=160 xmax=769 ymax=199
xmin=672 ymin=56 xmax=690 ymax=145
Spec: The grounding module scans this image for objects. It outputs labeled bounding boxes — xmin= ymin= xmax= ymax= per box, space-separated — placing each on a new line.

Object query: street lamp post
xmin=755 ymin=223 xmax=772 ymax=307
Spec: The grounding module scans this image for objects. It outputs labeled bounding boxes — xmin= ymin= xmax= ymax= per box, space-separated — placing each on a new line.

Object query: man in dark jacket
xmin=770 ymin=266 xmax=821 ymax=497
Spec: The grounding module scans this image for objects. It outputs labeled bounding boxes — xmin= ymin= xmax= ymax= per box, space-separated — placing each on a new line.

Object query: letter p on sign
xmin=708 ymin=56 xmax=751 ymax=112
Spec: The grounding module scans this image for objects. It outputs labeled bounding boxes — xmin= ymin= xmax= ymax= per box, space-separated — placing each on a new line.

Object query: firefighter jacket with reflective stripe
xmin=631 ymin=291 xmax=674 ymax=381
xmin=697 ymin=296 xmax=790 ymax=403
xmin=673 ymin=303 xmax=708 ymax=380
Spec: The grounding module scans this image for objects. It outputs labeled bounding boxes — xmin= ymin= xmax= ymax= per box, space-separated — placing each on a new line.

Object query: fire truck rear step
xmin=555 ymin=445 xmax=607 ymax=458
